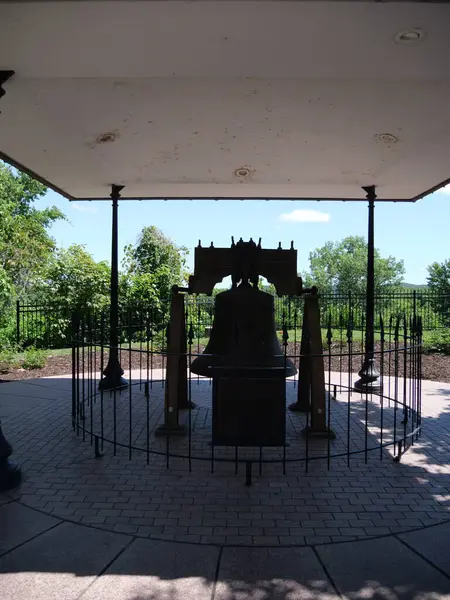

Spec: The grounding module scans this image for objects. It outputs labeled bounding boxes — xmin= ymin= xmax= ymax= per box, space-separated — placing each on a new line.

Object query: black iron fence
xmin=15 ymin=290 xmax=450 ymax=350
xmin=72 ymin=296 xmax=422 ymax=481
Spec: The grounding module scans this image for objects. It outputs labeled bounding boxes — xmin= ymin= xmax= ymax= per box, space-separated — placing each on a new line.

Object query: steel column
xmin=354 ymin=185 xmax=382 ymax=394
xmin=99 ymin=185 xmax=128 ymax=391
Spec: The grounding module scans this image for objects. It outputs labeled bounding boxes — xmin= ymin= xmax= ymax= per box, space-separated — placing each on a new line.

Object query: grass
xmin=0 ymin=347 xmax=72 ymax=373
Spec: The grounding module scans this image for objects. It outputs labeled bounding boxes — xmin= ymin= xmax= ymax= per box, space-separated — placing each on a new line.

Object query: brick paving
xmin=1 ymin=372 xmax=450 ymax=547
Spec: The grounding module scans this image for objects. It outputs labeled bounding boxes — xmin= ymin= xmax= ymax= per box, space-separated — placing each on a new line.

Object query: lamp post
xmin=354 ymin=185 xmax=382 ymax=394
xmin=99 ymin=184 xmax=128 ymax=391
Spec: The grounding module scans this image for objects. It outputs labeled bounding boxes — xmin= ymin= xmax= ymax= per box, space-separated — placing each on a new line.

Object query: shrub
xmin=422 ymin=329 xmax=450 ymax=355
xmin=0 ymin=348 xmax=20 ymax=373
xmin=22 ymin=347 xmax=46 ymax=370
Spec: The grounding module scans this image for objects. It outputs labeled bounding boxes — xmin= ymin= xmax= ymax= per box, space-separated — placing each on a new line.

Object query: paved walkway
xmin=1 ymin=372 xmax=450 ymax=598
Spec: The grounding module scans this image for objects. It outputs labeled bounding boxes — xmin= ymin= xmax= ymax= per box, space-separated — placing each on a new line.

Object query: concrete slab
xmin=0 ymin=521 xmax=130 ymax=600
xmin=0 ymin=501 xmax=60 ymax=555
xmin=79 ymin=537 xmax=218 ymax=600
xmin=399 ymin=523 xmax=450 ymax=578
xmin=215 ymin=546 xmax=337 ymax=599
xmin=317 ymin=536 xmax=450 ymax=600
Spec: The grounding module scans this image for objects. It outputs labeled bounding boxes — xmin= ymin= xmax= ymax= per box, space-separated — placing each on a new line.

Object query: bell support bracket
xmin=155 ymin=286 xmax=190 ymax=436
xmin=300 ymin=291 xmax=336 ymax=439
xmin=289 ymin=292 xmax=314 ymax=413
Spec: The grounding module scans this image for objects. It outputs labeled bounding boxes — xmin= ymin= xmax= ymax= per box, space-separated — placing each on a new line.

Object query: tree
xmin=122 ymin=226 xmax=188 ymax=302
xmin=0 ymin=163 xmax=65 ymax=296
xmin=35 ymin=245 xmax=110 ymax=312
xmin=304 ymin=236 xmax=405 ymax=296
xmin=427 ymin=260 xmax=450 ymax=295
xmin=427 ymin=260 xmax=450 ymax=324
xmin=0 ymin=264 xmax=14 ymax=343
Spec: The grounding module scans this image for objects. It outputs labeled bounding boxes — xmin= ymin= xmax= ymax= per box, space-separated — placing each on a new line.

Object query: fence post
xmin=16 ymin=299 xmax=20 ymax=346
xmin=71 ymin=311 xmax=79 ymax=431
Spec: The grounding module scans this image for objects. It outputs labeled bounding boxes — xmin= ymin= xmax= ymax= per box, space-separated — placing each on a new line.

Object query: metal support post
xmin=99 ymin=185 xmax=128 ymax=391
xmin=354 ymin=185 xmax=382 ymax=394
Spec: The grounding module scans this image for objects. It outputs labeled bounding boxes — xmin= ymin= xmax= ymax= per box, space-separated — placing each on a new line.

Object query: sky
xmin=39 ymin=185 xmax=450 ymax=284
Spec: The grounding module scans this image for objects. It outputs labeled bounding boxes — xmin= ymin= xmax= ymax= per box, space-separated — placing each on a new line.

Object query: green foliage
xmin=0 ymin=347 xmax=20 ymax=373
xmin=123 ymin=226 xmax=188 ymax=302
xmin=427 ymin=260 xmax=450 ymax=294
xmin=120 ymin=227 xmax=189 ymax=336
xmin=427 ymin=259 xmax=450 ymax=324
xmin=23 ymin=245 xmax=111 ymax=348
xmin=422 ymin=329 xmax=450 ymax=355
xmin=0 ymin=264 xmax=14 ymax=334
xmin=303 ymin=236 xmax=405 ymax=295
xmin=0 ymin=162 xmax=66 ymax=348
xmin=0 ymin=317 xmax=15 ymax=350
xmin=22 ymin=347 xmax=46 ymax=370
xmin=0 ymin=163 xmax=65 ymax=296
xmin=35 ymin=244 xmax=110 ymax=312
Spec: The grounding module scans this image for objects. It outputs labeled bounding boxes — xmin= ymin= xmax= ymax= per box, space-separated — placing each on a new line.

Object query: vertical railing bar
xmin=380 ymin=314 xmax=385 ymax=460
xmin=100 ymin=312 xmax=104 ymax=451
xmin=327 ymin=314 xmax=332 ymax=471
xmin=402 ymin=314 xmax=408 ymax=452
xmin=150 ymin=308 xmax=154 ymax=389
xmin=139 ymin=307 xmax=143 ymax=390
xmin=90 ymin=312 xmax=94 ymax=446
xmin=188 ymin=317 xmax=193 ymax=473
xmin=81 ymin=315 xmax=86 ymax=442
xmin=197 ymin=302 xmax=201 ymax=386
xmin=113 ymin=386 xmax=117 ymax=457
xmin=129 ymin=308 xmax=132 ymax=461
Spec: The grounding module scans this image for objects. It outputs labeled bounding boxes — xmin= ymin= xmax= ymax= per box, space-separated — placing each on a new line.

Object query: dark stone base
xmin=178 ymin=401 xmax=196 ymax=410
xmin=354 ymin=378 xmax=382 ymax=395
xmin=301 ymin=426 xmax=336 ymax=440
xmin=98 ymin=375 xmax=128 ymax=392
xmin=0 ymin=459 xmax=22 ymax=492
xmin=288 ymin=401 xmax=310 ymax=413
xmin=154 ymin=423 xmax=186 ymax=437
xmin=212 ymin=376 xmax=285 ymax=447
xmin=354 ymin=358 xmax=382 ymax=395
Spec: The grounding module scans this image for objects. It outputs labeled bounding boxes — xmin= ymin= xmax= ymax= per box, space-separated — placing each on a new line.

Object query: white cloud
xmin=440 ymin=184 xmax=450 ymax=195
xmin=71 ymin=202 xmax=98 ymax=214
xmin=278 ymin=209 xmax=330 ymax=223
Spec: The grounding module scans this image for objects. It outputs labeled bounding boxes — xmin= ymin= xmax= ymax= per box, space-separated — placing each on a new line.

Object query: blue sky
xmin=39 ymin=186 xmax=450 ymax=284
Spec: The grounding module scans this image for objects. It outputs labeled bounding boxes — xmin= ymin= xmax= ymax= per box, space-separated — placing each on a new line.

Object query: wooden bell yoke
xmin=156 ymin=238 xmax=334 ymax=440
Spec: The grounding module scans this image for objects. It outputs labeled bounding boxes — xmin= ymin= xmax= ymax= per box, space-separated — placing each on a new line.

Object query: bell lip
xmin=190 ymin=363 xmax=298 ymax=378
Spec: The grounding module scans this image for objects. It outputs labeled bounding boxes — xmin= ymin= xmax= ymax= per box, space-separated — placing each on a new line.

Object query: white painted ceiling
xmin=1 ymin=0 xmax=450 ymax=200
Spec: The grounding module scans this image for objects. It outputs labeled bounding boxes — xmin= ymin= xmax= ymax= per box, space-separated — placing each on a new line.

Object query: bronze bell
xmin=190 ymin=282 xmax=297 ymax=378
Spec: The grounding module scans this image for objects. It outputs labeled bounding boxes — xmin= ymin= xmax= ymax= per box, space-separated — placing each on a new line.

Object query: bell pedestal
xmin=211 ymin=368 xmax=286 ymax=447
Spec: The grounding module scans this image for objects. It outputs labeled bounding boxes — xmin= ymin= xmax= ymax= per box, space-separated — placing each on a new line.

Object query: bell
xmin=190 ymin=282 xmax=297 ymax=377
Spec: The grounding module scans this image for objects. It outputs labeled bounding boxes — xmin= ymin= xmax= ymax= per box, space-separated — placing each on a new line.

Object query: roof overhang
xmin=1 ymin=1 xmax=450 ymax=201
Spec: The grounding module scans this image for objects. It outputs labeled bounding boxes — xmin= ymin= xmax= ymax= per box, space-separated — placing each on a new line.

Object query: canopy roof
xmin=1 ymin=0 xmax=449 ymax=201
